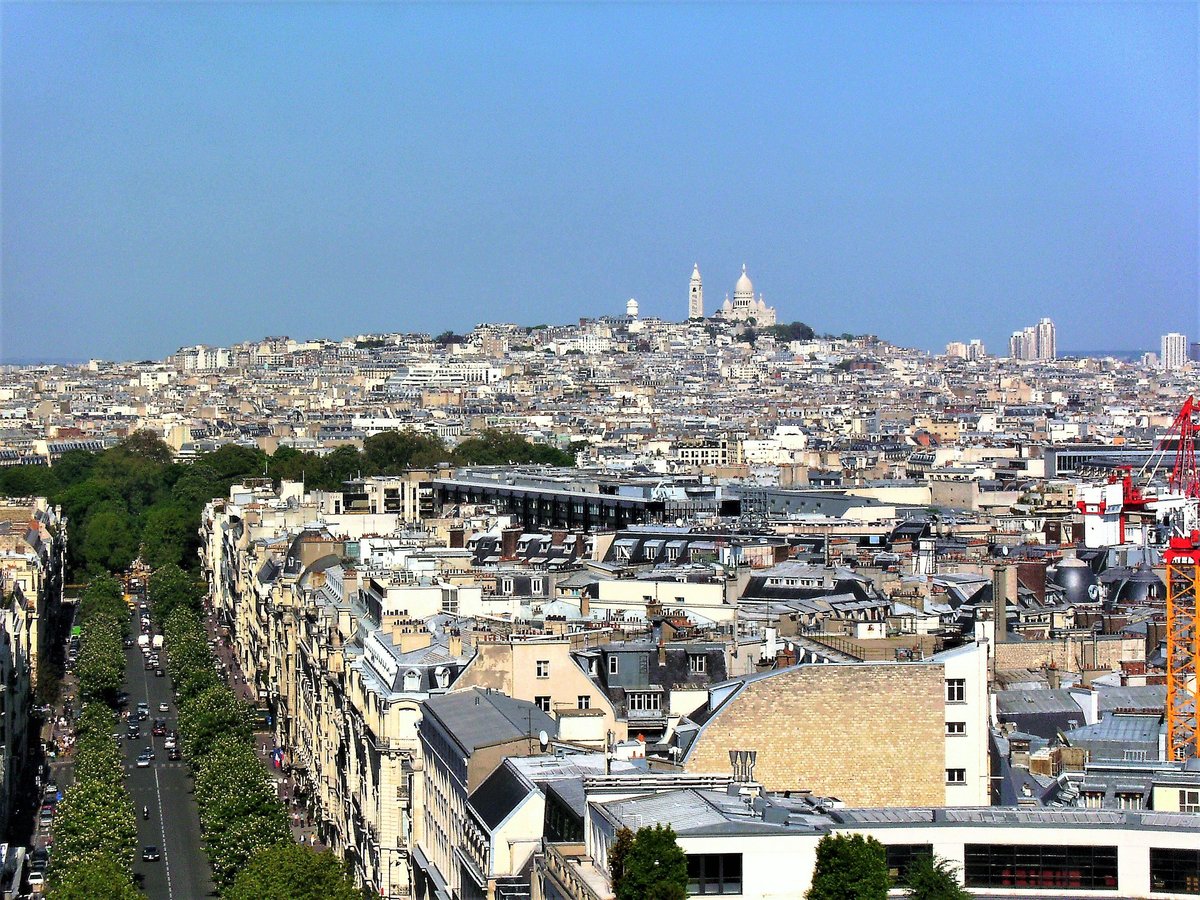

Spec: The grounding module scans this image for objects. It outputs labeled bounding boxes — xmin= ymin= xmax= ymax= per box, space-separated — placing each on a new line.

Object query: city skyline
xmin=2 ymin=2 xmax=1196 ymax=362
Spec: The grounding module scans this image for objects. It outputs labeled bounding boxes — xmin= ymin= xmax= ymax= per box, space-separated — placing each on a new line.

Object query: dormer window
xmin=403 ymin=669 xmax=421 ymax=692
xmin=434 ymin=666 xmax=450 ymax=690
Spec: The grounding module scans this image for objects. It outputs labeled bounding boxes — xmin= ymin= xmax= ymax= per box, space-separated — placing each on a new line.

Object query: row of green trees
xmin=47 ymin=704 xmax=142 ymax=899
xmin=0 ymin=428 xmax=573 ymax=578
xmin=73 ymin=575 xmax=130 ymax=708
xmin=156 ymin=586 xmax=357 ymax=897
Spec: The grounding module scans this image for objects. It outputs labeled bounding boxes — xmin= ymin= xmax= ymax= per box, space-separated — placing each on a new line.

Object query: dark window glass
xmin=963 ymin=844 xmax=1118 ymax=891
xmin=1151 ymin=848 xmax=1200 ymax=894
xmin=886 ymin=844 xmax=933 ymax=885
xmin=686 ymin=854 xmax=742 ymax=895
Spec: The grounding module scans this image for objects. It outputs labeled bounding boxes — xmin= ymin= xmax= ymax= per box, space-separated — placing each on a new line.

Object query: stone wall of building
xmin=682 ymin=663 xmax=946 ymax=807
xmin=994 ymin=635 xmax=1144 ymax=674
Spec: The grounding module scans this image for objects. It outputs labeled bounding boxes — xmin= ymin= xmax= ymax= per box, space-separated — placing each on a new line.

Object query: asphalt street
xmin=122 ymin=608 xmax=215 ymax=900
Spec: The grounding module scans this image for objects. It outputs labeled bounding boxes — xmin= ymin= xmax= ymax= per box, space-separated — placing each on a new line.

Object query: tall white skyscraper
xmin=1035 ymin=318 xmax=1056 ymax=360
xmin=688 ymin=264 xmax=704 ymax=319
xmin=1010 ymin=319 xmax=1055 ymax=360
xmin=1162 ymin=332 xmax=1187 ymax=371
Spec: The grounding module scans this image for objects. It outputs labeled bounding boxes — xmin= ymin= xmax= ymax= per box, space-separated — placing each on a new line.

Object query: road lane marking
xmin=153 ymin=764 xmax=174 ymax=900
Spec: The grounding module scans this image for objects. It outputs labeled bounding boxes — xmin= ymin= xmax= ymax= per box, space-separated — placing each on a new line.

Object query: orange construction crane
xmin=1166 ymin=531 xmax=1200 ymax=760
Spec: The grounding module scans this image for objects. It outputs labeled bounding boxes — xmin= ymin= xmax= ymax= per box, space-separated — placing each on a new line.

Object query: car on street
xmin=151 ymin=718 xmax=166 ymax=736
xmin=155 ymin=668 xmax=165 ymax=677
xmin=158 ymin=701 xmax=168 ymax=712
xmin=141 ymin=846 xmax=160 ymax=862
xmin=30 ymin=848 xmax=49 ymax=870
xmin=136 ymin=753 xmax=153 ymax=768
xmin=37 ymin=808 xmax=52 ymax=828
xmin=163 ymin=733 xmax=177 ymax=750
xmin=27 ymin=869 xmax=45 ymax=890
xmin=43 ymin=783 xmax=57 ymax=800
xmin=123 ymin=637 xmax=133 ymax=648
xmin=126 ymin=725 xmax=140 ymax=740
xmin=168 ymin=746 xmax=181 ymax=761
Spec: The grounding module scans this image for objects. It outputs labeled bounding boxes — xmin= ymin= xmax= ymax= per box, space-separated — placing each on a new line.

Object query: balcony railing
xmin=541 ymin=842 xmax=612 ymax=900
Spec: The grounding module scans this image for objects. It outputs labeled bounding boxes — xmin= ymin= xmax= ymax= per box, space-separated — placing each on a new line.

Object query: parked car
xmin=27 ymin=868 xmax=45 ymax=889
xmin=141 ymin=846 xmax=160 ymax=862
xmin=30 ymin=848 xmax=49 ymax=870
xmin=37 ymin=808 xmax=52 ymax=828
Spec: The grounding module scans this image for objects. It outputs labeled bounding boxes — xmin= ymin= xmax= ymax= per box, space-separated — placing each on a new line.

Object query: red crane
xmin=1165 ymin=395 xmax=1200 ymax=498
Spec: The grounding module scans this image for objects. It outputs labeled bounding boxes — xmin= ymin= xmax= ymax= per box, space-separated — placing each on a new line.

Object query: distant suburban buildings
xmin=1009 ymin=318 xmax=1056 ymax=361
xmin=945 ymin=338 xmax=986 ymax=360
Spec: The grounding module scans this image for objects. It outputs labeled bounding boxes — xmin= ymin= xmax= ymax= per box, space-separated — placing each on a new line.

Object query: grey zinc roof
xmin=1096 ymin=685 xmax=1166 ymax=714
xmin=1063 ymin=715 xmax=1161 ymax=745
xmin=424 ymin=688 xmax=556 ymax=754
xmin=994 ymin=689 xmax=1082 ymax=716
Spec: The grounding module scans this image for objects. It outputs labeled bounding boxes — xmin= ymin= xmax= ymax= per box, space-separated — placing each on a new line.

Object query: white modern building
xmin=1161 ymin=333 xmax=1187 ymax=371
xmin=566 ymin=779 xmax=1200 ymax=899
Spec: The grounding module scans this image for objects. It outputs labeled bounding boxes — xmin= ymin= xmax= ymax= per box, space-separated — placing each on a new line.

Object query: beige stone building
xmin=453 ymin=636 xmax=627 ymax=745
xmin=0 ymin=498 xmax=66 ymax=829
xmin=679 ymin=642 xmax=990 ymax=807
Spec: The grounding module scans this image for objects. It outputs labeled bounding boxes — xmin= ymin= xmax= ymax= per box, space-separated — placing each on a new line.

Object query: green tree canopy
xmin=806 ymin=834 xmax=889 ymax=900
xmin=452 ymin=429 xmax=574 ymax=467
xmin=224 ymin=844 xmax=360 ymax=900
xmin=904 ymin=854 xmax=970 ymax=900
xmin=47 ymin=852 xmax=143 ymax=900
xmin=612 ymin=825 xmax=687 ymax=900
xmin=361 ymin=430 xmax=446 ymax=473
xmin=148 ymin=563 xmax=204 ymax=621
xmin=767 ymin=320 xmax=817 ymax=342
xmin=179 ymin=684 xmax=253 ymax=760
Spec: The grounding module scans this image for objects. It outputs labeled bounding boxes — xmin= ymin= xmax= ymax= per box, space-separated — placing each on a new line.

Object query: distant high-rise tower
xmin=1036 ymin=318 xmax=1056 ymax=360
xmin=689 ymin=264 xmax=704 ymax=319
xmin=626 ymin=298 xmax=639 ymax=319
xmin=1162 ymin=332 xmax=1187 ymax=371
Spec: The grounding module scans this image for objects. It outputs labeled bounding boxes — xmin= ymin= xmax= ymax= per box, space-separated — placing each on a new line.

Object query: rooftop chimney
xmin=993 ymin=565 xmax=1016 ymax=643
xmin=501 ymin=526 xmax=522 ymax=560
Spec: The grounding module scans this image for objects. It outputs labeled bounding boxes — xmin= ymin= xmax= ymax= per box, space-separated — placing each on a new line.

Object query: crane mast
xmin=1166 ymin=531 xmax=1200 ymax=761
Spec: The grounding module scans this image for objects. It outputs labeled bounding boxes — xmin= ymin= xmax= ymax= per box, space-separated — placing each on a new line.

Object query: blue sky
xmin=2 ymin=2 xmax=1196 ymax=361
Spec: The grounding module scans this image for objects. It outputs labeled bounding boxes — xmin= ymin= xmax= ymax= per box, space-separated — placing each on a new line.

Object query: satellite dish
xmin=538 ymin=730 xmax=549 ymax=749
